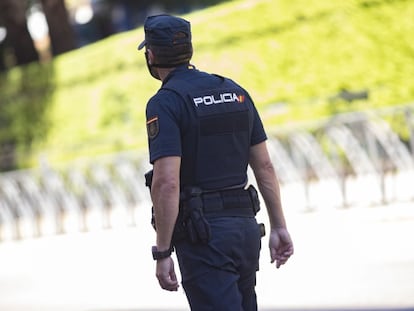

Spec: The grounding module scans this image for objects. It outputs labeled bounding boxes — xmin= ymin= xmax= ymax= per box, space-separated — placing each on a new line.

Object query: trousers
xmin=175 ymin=216 xmax=262 ymax=311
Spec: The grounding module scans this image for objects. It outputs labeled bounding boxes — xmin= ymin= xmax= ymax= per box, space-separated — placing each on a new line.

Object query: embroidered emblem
xmin=146 ymin=116 xmax=159 ymax=139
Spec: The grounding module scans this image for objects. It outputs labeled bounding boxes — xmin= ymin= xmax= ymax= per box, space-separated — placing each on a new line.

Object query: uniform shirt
xmin=146 ymin=64 xmax=267 ymax=190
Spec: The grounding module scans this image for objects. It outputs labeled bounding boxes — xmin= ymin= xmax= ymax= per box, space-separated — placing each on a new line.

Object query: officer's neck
xmin=157 ymin=63 xmax=193 ymax=81
xmin=157 ymin=67 xmax=176 ymax=81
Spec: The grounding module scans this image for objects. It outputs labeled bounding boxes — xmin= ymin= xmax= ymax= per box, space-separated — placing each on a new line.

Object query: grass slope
xmin=21 ymin=0 xmax=414 ymax=166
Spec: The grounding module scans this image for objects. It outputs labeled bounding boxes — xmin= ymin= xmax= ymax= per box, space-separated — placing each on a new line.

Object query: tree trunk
xmin=0 ymin=0 xmax=39 ymax=66
xmin=40 ymin=0 xmax=76 ymax=56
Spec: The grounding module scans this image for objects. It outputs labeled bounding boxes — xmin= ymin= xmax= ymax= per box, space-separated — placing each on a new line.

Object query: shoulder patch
xmin=146 ymin=116 xmax=159 ymax=139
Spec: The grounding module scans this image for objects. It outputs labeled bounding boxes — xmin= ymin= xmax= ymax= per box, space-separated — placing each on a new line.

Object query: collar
xmin=162 ymin=64 xmax=196 ymax=85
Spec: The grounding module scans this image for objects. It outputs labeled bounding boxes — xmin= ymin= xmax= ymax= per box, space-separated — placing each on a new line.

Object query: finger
xmin=158 ymin=276 xmax=179 ymax=291
xmin=284 ymin=245 xmax=294 ymax=256
xmin=270 ymin=247 xmax=277 ymax=263
xmin=275 ymin=247 xmax=293 ymax=261
xmin=156 ymin=269 xmax=178 ymax=291
xmin=277 ymin=252 xmax=292 ymax=261
xmin=276 ymin=252 xmax=292 ymax=261
xmin=276 ymin=260 xmax=286 ymax=269
xmin=276 ymin=257 xmax=288 ymax=268
xmin=166 ymin=276 xmax=179 ymax=291
xmin=168 ymin=264 xmax=179 ymax=290
xmin=170 ymin=265 xmax=178 ymax=283
xmin=275 ymin=252 xmax=292 ymax=268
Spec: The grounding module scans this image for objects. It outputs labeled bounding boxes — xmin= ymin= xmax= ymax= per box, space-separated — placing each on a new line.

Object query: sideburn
xmin=145 ymin=51 xmax=161 ymax=80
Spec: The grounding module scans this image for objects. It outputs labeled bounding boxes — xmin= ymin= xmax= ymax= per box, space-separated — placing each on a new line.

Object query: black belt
xmin=200 ymin=187 xmax=256 ymax=218
xmin=173 ymin=186 xmax=260 ymax=243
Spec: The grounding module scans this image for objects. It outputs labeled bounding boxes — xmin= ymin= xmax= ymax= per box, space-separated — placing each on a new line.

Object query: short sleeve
xmin=250 ymin=100 xmax=267 ymax=146
xmin=146 ymin=91 xmax=182 ymax=163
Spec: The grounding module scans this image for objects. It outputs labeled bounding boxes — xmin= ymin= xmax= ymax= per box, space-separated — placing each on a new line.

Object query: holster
xmin=144 ymin=170 xmax=157 ymax=231
xmin=247 ymin=184 xmax=261 ymax=215
xmin=180 ymin=187 xmax=211 ymax=244
xmin=144 ymin=171 xmax=211 ymax=245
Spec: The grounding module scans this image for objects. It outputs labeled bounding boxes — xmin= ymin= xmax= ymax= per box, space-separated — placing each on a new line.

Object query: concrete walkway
xmin=1 ymin=202 xmax=413 ymax=311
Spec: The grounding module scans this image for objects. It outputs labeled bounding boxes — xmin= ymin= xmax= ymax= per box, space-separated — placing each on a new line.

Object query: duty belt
xmin=184 ymin=185 xmax=260 ymax=218
xmin=172 ymin=185 xmax=261 ymax=243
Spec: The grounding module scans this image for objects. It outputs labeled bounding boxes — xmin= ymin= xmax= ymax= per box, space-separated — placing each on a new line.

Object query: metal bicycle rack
xmin=1 ymin=105 xmax=413 ymax=241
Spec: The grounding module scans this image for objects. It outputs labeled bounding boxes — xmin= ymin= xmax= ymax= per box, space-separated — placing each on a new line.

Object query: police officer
xmin=139 ymin=14 xmax=293 ymax=311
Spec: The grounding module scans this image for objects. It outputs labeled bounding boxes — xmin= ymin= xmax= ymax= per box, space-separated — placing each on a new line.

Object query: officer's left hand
xmin=156 ymin=257 xmax=179 ymax=291
xmin=269 ymin=227 xmax=294 ymax=269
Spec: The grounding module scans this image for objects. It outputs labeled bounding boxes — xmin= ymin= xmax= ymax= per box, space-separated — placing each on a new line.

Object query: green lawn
xmin=2 ymin=0 xmax=413 ymax=168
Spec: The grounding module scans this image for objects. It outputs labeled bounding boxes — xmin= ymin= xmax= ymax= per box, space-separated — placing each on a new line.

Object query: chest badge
xmin=146 ymin=116 xmax=159 ymax=139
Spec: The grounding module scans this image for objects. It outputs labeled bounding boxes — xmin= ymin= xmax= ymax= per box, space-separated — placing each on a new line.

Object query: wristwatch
xmin=152 ymin=245 xmax=174 ymax=260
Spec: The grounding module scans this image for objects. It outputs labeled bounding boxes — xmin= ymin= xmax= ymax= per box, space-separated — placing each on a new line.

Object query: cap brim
xmin=137 ymin=39 xmax=146 ymax=50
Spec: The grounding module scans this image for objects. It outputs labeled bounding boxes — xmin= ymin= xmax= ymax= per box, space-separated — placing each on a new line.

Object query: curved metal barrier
xmin=1 ymin=105 xmax=413 ymax=241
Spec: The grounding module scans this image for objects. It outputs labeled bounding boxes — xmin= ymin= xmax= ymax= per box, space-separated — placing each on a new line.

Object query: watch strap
xmin=152 ymin=245 xmax=173 ymax=260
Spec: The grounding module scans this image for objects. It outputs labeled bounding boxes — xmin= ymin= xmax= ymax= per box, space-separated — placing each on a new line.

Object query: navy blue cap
xmin=137 ymin=14 xmax=191 ymax=50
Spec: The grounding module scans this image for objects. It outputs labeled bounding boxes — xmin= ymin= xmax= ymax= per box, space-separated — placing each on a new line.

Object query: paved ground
xmin=1 ymin=201 xmax=414 ymax=311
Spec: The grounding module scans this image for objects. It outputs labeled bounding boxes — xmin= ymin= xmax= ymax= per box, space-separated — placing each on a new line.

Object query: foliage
xmin=0 ymin=0 xmax=413 ymax=168
xmin=0 ymin=63 xmax=55 ymax=169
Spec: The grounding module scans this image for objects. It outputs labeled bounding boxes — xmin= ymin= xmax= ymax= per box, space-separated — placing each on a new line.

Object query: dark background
xmin=0 ymin=0 xmax=229 ymax=71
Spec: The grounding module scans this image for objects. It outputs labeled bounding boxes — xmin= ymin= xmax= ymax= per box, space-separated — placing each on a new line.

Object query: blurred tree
xmin=40 ymin=0 xmax=76 ymax=55
xmin=0 ymin=0 xmax=39 ymax=66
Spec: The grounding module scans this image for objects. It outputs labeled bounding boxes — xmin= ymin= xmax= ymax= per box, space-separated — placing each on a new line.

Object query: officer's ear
xmin=146 ymin=49 xmax=155 ymax=65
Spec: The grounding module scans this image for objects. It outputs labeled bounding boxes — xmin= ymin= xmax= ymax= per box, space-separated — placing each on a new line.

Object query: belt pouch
xmin=186 ymin=195 xmax=211 ymax=244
